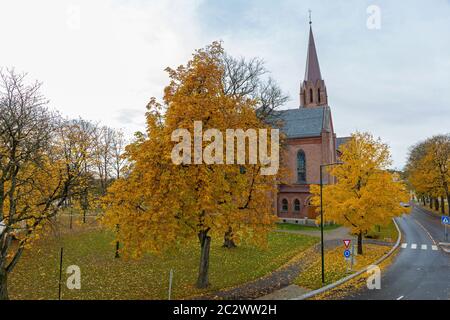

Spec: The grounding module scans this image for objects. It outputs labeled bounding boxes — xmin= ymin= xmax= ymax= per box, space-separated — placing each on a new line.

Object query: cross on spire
xmin=308 ymin=9 xmax=312 ymax=25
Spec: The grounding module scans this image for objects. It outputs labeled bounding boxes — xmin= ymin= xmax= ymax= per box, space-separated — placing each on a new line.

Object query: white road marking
xmin=396 ymin=295 xmax=404 ymax=300
xmin=413 ymin=219 xmax=437 ymax=245
xmin=400 ymin=243 xmax=441 ymax=251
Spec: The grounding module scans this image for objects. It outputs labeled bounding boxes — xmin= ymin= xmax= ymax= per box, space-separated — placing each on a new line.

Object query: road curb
xmin=291 ymin=217 xmax=402 ymax=300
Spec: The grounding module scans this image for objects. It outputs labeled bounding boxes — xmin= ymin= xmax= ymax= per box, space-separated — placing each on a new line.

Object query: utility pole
xmin=320 ymin=162 xmax=343 ymax=284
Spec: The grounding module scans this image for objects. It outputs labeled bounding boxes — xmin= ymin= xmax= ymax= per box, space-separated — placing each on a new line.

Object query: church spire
xmin=300 ymin=16 xmax=328 ymax=108
xmin=304 ymin=25 xmax=322 ymax=83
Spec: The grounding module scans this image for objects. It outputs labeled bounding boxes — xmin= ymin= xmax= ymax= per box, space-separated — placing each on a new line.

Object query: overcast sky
xmin=1 ymin=0 xmax=449 ymax=169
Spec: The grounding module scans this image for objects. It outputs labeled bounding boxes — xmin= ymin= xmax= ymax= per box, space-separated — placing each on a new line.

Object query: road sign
xmin=344 ymin=249 xmax=351 ymax=258
xmin=343 ymin=239 xmax=351 ymax=248
xmin=443 ymin=216 xmax=449 ymax=241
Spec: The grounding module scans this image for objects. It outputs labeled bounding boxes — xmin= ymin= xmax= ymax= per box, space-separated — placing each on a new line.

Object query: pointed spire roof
xmin=304 ymin=25 xmax=322 ymax=83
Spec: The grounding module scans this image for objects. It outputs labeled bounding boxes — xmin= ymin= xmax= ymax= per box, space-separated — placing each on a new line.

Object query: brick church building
xmin=274 ymin=23 xmax=349 ymax=219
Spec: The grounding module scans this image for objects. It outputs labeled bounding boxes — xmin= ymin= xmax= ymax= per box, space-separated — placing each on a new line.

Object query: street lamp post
xmin=319 ymin=162 xmax=343 ymax=284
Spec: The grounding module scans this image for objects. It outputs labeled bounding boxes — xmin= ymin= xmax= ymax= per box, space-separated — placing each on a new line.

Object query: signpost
xmin=343 ymin=239 xmax=351 ymax=248
xmin=343 ymin=249 xmax=351 ymax=258
xmin=58 ymin=247 xmax=64 ymax=300
xmin=343 ymin=239 xmax=352 ymax=271
xmin=168 ymin=269 xmax=174 ymax=300
xmin=442 ymin=216 xmax=449 ymax=241
xmin=350 ymin=241 xmax=356 ymax=270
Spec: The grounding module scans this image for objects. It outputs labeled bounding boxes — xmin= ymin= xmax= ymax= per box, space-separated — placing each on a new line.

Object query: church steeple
xmin=300 ymin=19 xmax=328 ymax=108
xmin=304 ymin=26 xmax=322 ymax=83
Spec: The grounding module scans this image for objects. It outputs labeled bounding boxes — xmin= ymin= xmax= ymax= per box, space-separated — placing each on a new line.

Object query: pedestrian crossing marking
xmin=400 ymin=243 xmax=440 ymax=251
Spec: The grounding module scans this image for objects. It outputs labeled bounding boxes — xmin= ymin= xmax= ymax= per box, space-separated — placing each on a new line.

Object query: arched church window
xmin=294 ymin=199 xmax=301 ymax=212
xmin=281 ymin=199 xmax=288 ymax=211
xmin=309 ymin=88 xmax=313 ymax=103
xmin=318 ymin=88 xmax=321 ymax=103
xmin=297 ymin=150 xmax=306 ymax=183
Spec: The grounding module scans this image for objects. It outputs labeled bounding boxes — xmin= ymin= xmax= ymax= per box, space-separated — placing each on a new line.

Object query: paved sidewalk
xmin=192 ymin=227 xmax=391 ymax=300
xmin=193 ymin=239 xmax=343 ymax=300
xmin=256 ymin=284 xmax=308 ymax=300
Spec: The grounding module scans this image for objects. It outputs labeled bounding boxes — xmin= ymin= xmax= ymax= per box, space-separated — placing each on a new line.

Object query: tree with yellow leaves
xmin=102 ymin=42 xmax=280 ymax=288
xmin=406 ymin=134 xmax=449 ymax=214
xmin=0 ymin=69 xmax=87 ymax=300
xmin=310 ymin=132 xmax=409 ymax=254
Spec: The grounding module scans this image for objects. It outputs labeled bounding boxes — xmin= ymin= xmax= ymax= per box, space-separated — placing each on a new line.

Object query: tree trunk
xmin=440 ymin=196 xmax=445 ymax=214
xmin=82 ymin=189 xmax=88 ymax=224
xmin=114 ymin=225 xmax=120 ymax=258
xmin=357 ymin=232 xmax=363 ymax=255
xmin=429 ymin=197 xmax=433 ymax=209
xmin=222 ymin=227 xmax=237 ymax=249
xmin=434 ymin=198 xmax=439 ymax=211
xmin=447 ymin=195 xmax=450 ymax=216
xmin=196 ymin=230 xmax=211 ymax=289
xmin=0 ymin=268 xmax=8 ymax=300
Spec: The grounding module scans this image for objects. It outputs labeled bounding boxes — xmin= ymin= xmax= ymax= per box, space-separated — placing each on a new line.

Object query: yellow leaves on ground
xmin=295 ymin=244 xmax=390 ymax=290
xmin=9 ymin=227 xmax=317 ymax=300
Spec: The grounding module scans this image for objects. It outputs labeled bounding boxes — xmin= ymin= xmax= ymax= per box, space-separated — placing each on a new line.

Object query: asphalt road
xmin=347 ymin=204 xmax=450 ymax=300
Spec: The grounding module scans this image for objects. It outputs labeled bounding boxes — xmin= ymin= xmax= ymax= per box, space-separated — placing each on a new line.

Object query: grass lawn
xmin=276 ymin=223 xmax=340 ymax=232
xmin=294 ymin=244 xmax=390 ymax=290
xmin=9 ymin=220 xmax=318 ymax=300
xmin=365 ymin=221 xmax=398 ymax=243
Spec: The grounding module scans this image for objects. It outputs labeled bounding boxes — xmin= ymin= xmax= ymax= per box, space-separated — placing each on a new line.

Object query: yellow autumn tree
xmin=406 ymin=134 xmax=449 ymax=214
xmin=0 ymin=69 xmax=87 ymax=300
xmin=102 ymin=42 xmax=280 ymax=288
xmin=310 ymin=132 xmax=409 ymax=254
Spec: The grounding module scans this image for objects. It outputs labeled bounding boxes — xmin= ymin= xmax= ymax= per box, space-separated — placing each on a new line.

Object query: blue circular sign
xmin=343 ymin=249 xmax=351 ymax=258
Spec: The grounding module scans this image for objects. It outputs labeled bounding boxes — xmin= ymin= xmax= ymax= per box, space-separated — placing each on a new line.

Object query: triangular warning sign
xmin=343 ymin=239 xmax=351 ymax=248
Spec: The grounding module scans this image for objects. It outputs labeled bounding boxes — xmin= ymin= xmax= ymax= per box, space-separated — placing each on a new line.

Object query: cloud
xmin=114 ymin=108 xmax=146 ymax=136
xmin=1 ymin=0 xmax=449 ymax=168
xmin=0 ymin=0 xmax=205 ymax=131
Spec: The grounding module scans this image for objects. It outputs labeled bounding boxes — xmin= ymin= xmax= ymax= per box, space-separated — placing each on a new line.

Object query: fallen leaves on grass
xmin=312 ymin=246 xmax=399 ymax=300
xmin=295 ymin=244 xmax=390 ymax=290
xmin=9 ymin=229 xmax=318 ymax=300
